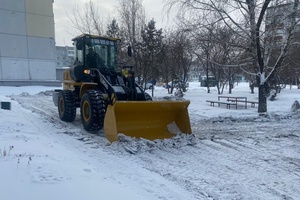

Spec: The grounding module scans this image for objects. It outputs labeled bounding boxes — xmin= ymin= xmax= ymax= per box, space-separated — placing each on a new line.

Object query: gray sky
xmin=53 ymin=0 xmax=172 ymax=46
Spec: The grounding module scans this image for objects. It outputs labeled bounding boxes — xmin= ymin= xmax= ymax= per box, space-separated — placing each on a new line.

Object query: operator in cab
xmin=86 ymin=47 xmax=105 ymax=69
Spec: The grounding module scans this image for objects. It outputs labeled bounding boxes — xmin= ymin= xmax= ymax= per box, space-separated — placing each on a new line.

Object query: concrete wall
xmin=0 ymin=0 xmax=25 ymax=11
xmin=0 ymin=0 xmax=58 ymax=86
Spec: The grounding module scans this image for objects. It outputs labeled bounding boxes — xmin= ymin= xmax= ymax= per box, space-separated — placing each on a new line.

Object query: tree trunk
xmin=250 ymin=82 xmax=255 ymax=94
xmin=229 ymin=82 xmax=233 ymax=94
xmin=258 ymin=83 xmax=268 ymax=115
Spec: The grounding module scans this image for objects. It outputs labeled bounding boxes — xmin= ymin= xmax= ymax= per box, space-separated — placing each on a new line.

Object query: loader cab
xmin=71 ymin=34 xmax=120 ymax=82
xmin=73 ymin=34 xmax=119 ymax=71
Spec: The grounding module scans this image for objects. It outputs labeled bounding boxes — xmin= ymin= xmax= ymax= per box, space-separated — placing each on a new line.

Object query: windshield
xmin=85 ymin=38 xmax=116 ymax=69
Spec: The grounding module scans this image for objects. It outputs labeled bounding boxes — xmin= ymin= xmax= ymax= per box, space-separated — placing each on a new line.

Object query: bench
xmin=246 ymin=101 xmax=259 ymax=107
xmin=206 ymin=100 xmax=237 ymax=109
xmin=234 ymin=100 xmax=259 ymax=108
xmin=218 ymin=96 xmax=247 ymax=109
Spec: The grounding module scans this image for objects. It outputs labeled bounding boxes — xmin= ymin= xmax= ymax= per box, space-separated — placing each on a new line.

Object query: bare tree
xmin=116 ymin=0 xmax=146 ymax=72
xmin=188 ymin=21 xmax=242 ymax=94
xmin=167 ymin=0 xmax=299 ymax=115
xmin=160 ymin=31 xmax=174 ymax=91
xmin=284 ymin=41 xmax=300 ymax=87
xmin=67 ymin=0 xmax=104 ymax=35
xmin=160 ymin=30 xmax=192 ymax=94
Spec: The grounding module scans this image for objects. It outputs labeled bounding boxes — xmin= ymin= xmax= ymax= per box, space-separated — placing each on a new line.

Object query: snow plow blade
xmin=104 ymin=101 xmax=192 ymax=143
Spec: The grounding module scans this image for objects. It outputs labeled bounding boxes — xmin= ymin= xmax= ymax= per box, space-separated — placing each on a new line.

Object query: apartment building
xmin=55 ymin=46 xmax=75 ymax=80
xmin=56 ymin=46 xmax=75 ymax=68
xmin=0 ymin=0 xmax=57 ymax=86
xmin=265 ymin=2 xmax=300 ymax=47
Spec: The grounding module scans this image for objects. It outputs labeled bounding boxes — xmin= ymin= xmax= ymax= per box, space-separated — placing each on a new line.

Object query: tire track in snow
xmin=11 ymin=93 xmax=200 ymax=200
xmin=11 ymin=92 xmax=300 ymax=200
xmin=134 ymin=118 xmax=300 ymax=200
xmin=10 ymin=93 xmax=109 ymax=147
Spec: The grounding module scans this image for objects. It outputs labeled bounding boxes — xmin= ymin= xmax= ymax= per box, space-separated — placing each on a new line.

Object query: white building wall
xmin=0 ymin=0 xmax=25 ymax=11
xmin=29 ymin=60 xmax=56 ymax=80
xmin=1 ymin=59 xmax=30 ymax=80
xmin=0 ymin=56 xmax=2 ymax=80
xmin=28 ymin=37 xmax=55 ymax=60
xmin=0 ymin=8 xmax=27 ymax=35
xmin=0 ymin=34 xmax=28 ymax=58
xmin=0 ymin=0 xmax=58 ymax=86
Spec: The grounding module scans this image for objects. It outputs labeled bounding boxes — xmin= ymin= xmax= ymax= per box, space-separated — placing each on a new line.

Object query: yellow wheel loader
xmin=53 ymin=34 xmax=192 ymax=143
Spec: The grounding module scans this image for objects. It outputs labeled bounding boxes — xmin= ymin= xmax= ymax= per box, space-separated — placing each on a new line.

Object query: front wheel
xmin=80 ymin=90 xmax=106 ymax=131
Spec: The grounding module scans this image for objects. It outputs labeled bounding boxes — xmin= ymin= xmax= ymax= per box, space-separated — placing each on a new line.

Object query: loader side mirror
xmin=127 ymin=46 xmax=132 ymax=57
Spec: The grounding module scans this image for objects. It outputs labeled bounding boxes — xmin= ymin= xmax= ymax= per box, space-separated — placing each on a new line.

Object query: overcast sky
xmin=53 ymin=0 xmax=172 ymax=46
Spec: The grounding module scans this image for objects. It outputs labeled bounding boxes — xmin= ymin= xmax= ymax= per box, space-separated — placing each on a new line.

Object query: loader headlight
xmin=84 ymin=69 xmax=91 ymax=74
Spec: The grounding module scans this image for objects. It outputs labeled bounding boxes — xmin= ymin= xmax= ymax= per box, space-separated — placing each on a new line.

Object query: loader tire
xmin=58 ymin=90 xmax=76 ymax=122
xmin=144 ymin=93 xmax=152 ymax=101
xmin=80 ymin=90 xmax=106 ymax=131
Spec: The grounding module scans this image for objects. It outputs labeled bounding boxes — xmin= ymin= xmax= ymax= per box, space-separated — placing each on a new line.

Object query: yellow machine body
xmin=53 ymin=34 xmax=192 ymax=143
xmin=104 ymin=100 xmax=192 ymax=143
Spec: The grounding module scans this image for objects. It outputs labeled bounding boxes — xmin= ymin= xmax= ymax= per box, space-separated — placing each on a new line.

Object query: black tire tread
xmin=80 ymin=90 xmax=106 ymax=131
xmin=58 ymin=90 xmax=76 ymax=122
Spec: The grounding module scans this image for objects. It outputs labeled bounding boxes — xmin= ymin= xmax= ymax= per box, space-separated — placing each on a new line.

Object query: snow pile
xmin=1 ymin=82 xmax=300 ymax=200
xmin=291 ymin=100 xmax=300 ymax=111
xmin=37 ymin=90 xmax=54 ymax=96
xmin=114 ymin=133 xmax=197 ymax=154
xmin=112 ymin=121 xmax=196 ymax=154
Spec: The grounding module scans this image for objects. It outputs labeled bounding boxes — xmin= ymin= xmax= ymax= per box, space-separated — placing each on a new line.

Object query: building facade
xmin=56 ymin=46 xmax=75 ymax=68
xmin=0 ymin=0 xmax=57 ymax=86
xmin=55 ymin=46 xmax=75 ymax=81
xmin=265 ymin=2 xmax=300 ymax=85
xmin=265 ymin=2 xmax=300 ymax=47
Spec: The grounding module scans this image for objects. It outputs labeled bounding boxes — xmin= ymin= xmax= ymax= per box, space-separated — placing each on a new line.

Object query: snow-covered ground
xmin=1 ymin=82 xmax=300 ymax=200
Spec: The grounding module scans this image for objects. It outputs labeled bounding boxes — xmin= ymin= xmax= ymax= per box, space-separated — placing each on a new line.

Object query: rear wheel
xmin=58 ymin=90 xmax=76 ymax=122
xmin=80 ymin=90 xmax=106 ymax=131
